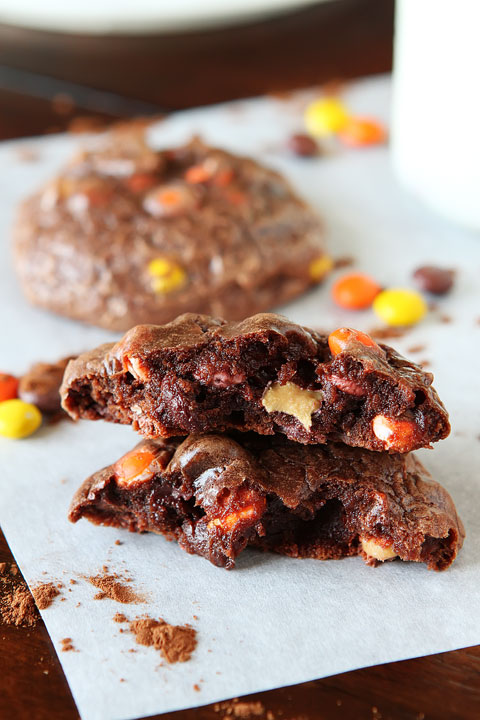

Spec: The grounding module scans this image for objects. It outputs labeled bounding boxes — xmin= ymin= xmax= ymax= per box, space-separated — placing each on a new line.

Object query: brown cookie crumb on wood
xmin=129 ymin=617 xmax=197 ymax=663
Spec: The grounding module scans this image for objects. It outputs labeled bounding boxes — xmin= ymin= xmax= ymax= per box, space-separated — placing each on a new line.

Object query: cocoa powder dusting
xmin=60 ymin=637 xmax=76 ymax=652
xmin=215 ymin=700 xmax=267 ymax=718
xmin=113 ymin=612 xmax=128 ymax=623
xmin=0 ymin=562 xmax=38 ymax=627
xmin=368 ymin=326 xmax=409 ymax=341
xmin=87 ymin=574 xmax=144 ymax=604
xmin=129 ymin=617 xmax=197 ymax=663
xmin=32 ymin=582 xmax=60 ymax=609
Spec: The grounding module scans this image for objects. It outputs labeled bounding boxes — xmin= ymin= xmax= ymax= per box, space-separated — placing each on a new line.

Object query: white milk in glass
xmin=391 ymin=0 xmax=480 ymax=229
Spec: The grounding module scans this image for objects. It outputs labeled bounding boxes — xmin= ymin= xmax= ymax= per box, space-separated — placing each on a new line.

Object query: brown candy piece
xmin=413 ymin=266 xmax=455 ymax=295
xmin=19 ymin=356 xmax=76 ymax=414
xmin=287 ymin=133 xmax=319 ymax=157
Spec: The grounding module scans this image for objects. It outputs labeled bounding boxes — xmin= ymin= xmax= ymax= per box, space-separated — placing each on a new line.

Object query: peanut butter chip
xmin=361 ymin=538 xmax=397 ymax=562
xmin=261 ymin=382 xmax=324 ymax=431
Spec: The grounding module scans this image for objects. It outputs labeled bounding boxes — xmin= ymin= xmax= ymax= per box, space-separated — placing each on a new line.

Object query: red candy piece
xmin=0 ymin=373 xmax=18 ymax=402
xmin=328 ymin=327 xmax=379 ymax=356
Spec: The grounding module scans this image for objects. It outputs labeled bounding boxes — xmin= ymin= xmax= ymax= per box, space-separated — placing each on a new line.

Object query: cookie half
xmin=61 ymin=314 xmax=450 ymax=453
xmin=13 ymin=127 xmax=327 ymax=331
xmin=69 ymin=433 xmax=464 ymax=570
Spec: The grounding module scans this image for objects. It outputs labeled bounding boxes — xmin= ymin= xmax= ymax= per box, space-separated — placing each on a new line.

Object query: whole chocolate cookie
xmin=13 ymin=126 xmax=327 ymax=331
xmin=69 ymin=433 xmax=464 ymax=570
xmin=61 ymin=314 xmax=450 ymax=453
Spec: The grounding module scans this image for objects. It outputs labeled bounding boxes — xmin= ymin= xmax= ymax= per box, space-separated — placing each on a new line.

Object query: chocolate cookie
xmin=19 ymin=355 xmax=75 ymax=414
xmin=13 ymin=126 xmax=327 ymax=331
xmin=61 ymin=314 xmax=450 ymax=453
xmin=69 ymin=433 xmax=464 ymax=570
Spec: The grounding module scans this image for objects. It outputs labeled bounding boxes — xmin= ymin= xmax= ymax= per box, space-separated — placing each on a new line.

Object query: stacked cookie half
xmin=62 ymin=313 xmax=464 ymax=570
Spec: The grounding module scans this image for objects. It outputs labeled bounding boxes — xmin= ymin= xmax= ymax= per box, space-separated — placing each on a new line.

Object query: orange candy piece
xmin=331 ymin=272 xmax=381 ymax=310
xmin=185 ymin=164 xmax=212 ymax=184
xmin=372 ymin=415 xmax=416 ymax=452
xmin=208 ymin=506 xmax=258 ymax=532
xmin=0 ymin=373 xmax=18 ymax=403
xmin=114 ymin=447 xmax=156 ymax=487
xmin=328 ymin=327 xmax=379 ymax=356
xmin=338 ymin=117 xmax=387 ymax=148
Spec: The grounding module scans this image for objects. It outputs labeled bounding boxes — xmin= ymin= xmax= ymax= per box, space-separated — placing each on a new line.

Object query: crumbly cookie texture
xmin=61 ymin=313 xmax=450 ymax=453
xmin=13 ymin=128 xmax=327 ymax=331
xmin=69 ymin=433 xmax=464 ymax=571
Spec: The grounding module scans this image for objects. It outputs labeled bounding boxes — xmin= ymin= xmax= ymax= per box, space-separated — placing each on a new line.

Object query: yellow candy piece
xmin=0 ymin=399 xmax=42 ymax=439
xmin=304 ymin=97 xmax=350 ymax=138
xmin=148 ymin=257 xmax=186 ymax=294
xmin=373 ymin=288 xmax=427 ymax=327
xmin=309 ymin=255 xmax=333 ymax=282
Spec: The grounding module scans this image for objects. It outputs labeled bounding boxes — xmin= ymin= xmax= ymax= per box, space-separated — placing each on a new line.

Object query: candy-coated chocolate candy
xmin=185 ymin=164 xmax=212 ymax=184
xmin=304 ymin=98 xmax=349 ymax=138
xmin=148 ymin=257 xmax=186 ymax=294
xmin=372 ymin=415 xmax=416 ymax=452
xmin=0 ymin=373 xmax=18 ymax=403
xmin=144 ymin=184 xmax=195 ymax=218
xmin=0 ymin=399 xmax=42 ymax=439
xmin=309 ymin=255 xmax=333 ymax=282
xmin=332 ymin=272 xmax=381 ymax=309
xmin=288 ymin=133 xmax=319 ymax=157
xmin=412 ymin=266 xmax=455 ymax=295
xmin=338 ymin=117 xmax=387 ymax=147
xmin=328 ymin=327 xmax=379 ymax=356
xmin=115 ymin=447 xmax=156 ymax=487
xmin=373 ymin=288 xmax=427 ymax=326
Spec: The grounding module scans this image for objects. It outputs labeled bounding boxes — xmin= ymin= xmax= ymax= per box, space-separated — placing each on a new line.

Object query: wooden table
xmin=1 ymin=1 xmax=479 ymax=717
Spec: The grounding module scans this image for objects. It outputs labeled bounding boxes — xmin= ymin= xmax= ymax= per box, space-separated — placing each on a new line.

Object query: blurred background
xmin=0 ymin=0 xmax=394 ymax=139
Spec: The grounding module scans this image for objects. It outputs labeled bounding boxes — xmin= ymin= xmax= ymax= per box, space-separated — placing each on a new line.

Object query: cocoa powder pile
xmin=87 ymin=573 xmax=145 ymax=604
xmin=114 ymin=613 xmax=197 ymax=663
xmin=32 ymin=581 xmax=61 ymax=609
xmin=60 ymin=637 xmax=76 ymax=652
xmin=0 ymin=562 xmax=38 ymax=627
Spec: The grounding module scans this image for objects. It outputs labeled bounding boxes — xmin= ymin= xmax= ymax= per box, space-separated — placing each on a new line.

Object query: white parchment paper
xmin=1 ymin=76 xmax=479 ymax=720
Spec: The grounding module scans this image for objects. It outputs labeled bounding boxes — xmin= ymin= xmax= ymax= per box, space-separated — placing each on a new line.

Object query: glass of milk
xmin=391 ymin=0 xmax=480 ymax=230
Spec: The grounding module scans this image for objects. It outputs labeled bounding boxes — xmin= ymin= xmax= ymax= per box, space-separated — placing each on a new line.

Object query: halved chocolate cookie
xmin=69 ymin=433 xmax=463 ymax=570
xmin=61 ymin=314 xmax=450 ymax=453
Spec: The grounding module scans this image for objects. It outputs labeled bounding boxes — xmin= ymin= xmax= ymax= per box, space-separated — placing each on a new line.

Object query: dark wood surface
xmin=1 ymin=1 xmax=479 ymax=718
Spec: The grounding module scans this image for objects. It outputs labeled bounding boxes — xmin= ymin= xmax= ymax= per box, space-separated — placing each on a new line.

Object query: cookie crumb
xmin=193 ymin=683 xmax=201 ymax=692
xmin=115 ymin=540 xmax=123 ymax=546
xmin=368 ymin=326 xmax=409 ymax=341
xmin=333 ymin=255 xmax=355 ymax=270
xmin=407 ymin=344 xmax=426 ymax=354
